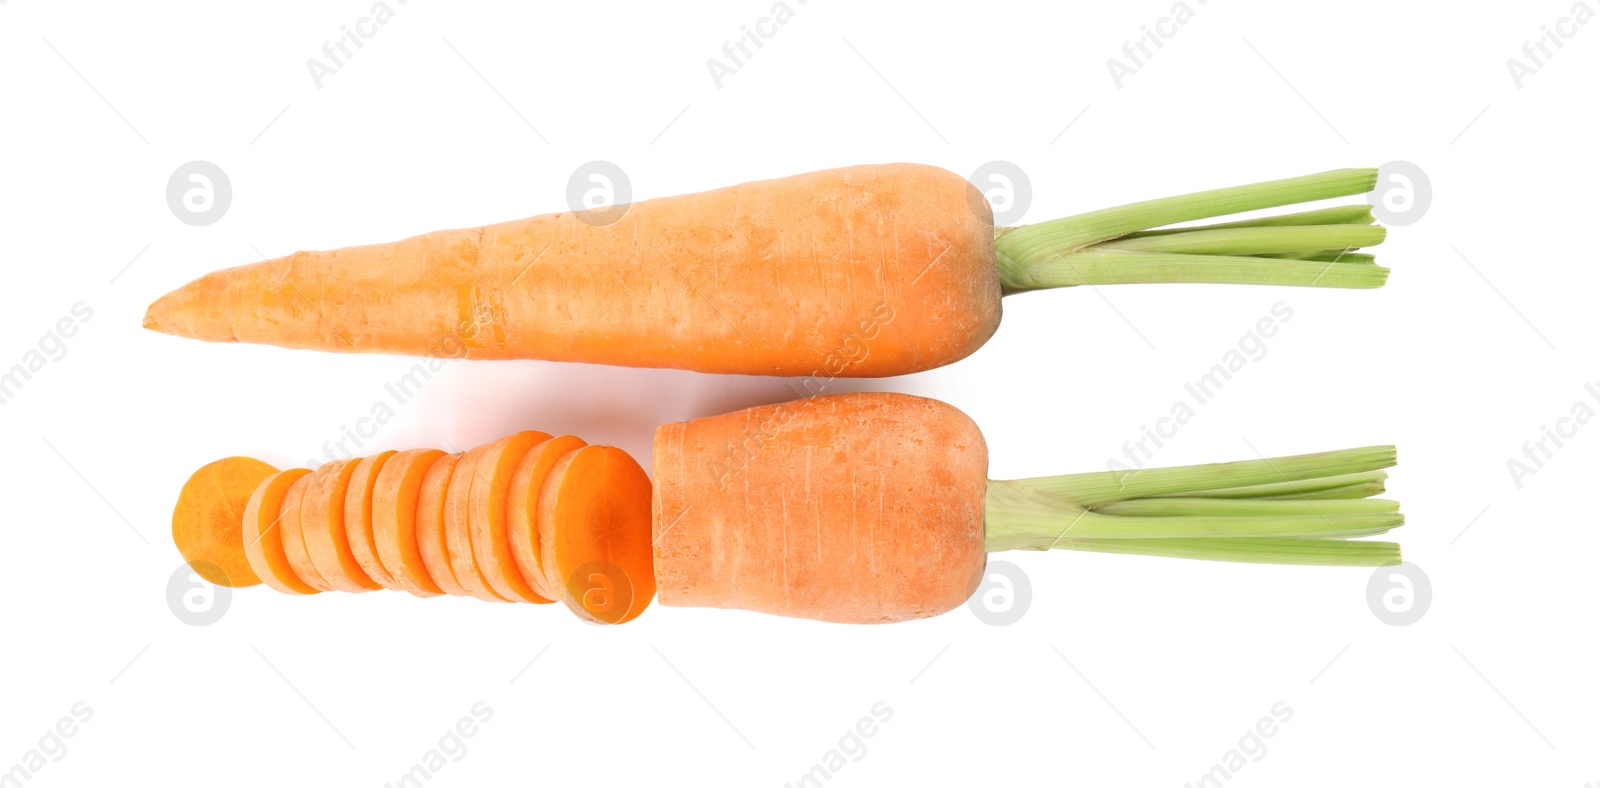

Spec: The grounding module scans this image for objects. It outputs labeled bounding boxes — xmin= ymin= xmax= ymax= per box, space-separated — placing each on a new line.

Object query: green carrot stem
xmin=994 ymin=168 xmax=1383 ymax=291
xmin=1053 ymin=537 xmax=1401 ymax=567
xmin=1094 ymin=496 xmax=1399 ymax=517
xmin=1006 ymin=249 xmax=1389 ymax=289
xmin=1014 ymin=446 xmax=1396 ymax=507
xmin=1146 ymin=469 xmax=1388 ymax=499
xmin=1095 ymin=225 xmax=1385 ymax=257
xmin=1251 ymin=480 xmax=1388 ymax=500
xmin=1123 ymin=205 xmax=1375 ymax=238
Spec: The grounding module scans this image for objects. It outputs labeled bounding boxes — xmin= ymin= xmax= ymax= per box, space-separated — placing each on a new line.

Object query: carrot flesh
xmin=301 ymin=460 xmax=381 ymax=593
xmin=445 ymin=446 xmax=511 ymax=602
xmin=651 ymin=392 xmax=988 ymax=624
xmin=507 ymin=435 xmax=587 ymax=602
xmin=372 ymin=449 xmax=448 ymax=597
xmin=279 ymin=473 xmax=332 ymax=592
xmin=416 ymin=453 xmax=470 ymax=596
xmin=344 ymin=451 xmax=399 ymax=589
xmin=142 ymin=163 xmax=1000 ymax=377
xmin=468 ymin=431 xmax=555 ymax=604
xmin=538 ymin=446 xmax=656 ymax=624
xmin=242 ymin=468 xmax=318 ymax=595
xmin=171 ymin=457 xmax=279 ymax=587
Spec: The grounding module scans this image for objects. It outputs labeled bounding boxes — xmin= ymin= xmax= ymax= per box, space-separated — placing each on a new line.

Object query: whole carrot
xmin=144 ymin=165 xmax=1388 ymax=377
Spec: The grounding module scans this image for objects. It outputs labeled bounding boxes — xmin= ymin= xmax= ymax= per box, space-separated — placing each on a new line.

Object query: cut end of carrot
xmin=173 ymin=457 xmax=280 ymax=587
xmin=540 ymin=446 xmax=656 ymax=624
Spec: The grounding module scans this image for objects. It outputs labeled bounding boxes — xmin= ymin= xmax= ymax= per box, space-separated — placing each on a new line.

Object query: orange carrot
xmin=444 ymin=446 xmax=510 ymax=602
xmin=507 ymin=435 xmax=587 ymax=602
xmin=468 ymin=431 xmax=555 ymax=604
xmin=653 ymin=392 xmax=1405 ymax=623
xmin=538 ymin=446 xmax=655 ymax=624
xmin=372 ymin=449 xmax=447 ymax=597
xmin=344 ymin=451 xmax=398 ymax=590
xmin=416 ymin=453 xmax=469 ymax=597
xmin=242 ymin=468 xmax=317 ymax=595
xmin=172 ymin=457 xmax=278 ymax=587
xmin=301 ymin=460 xmax=381 ymax=593
xmin=279 ymin=474 xmax=332 ymax=592
xmin=144 ymin=166 xmax=1390 ymax=377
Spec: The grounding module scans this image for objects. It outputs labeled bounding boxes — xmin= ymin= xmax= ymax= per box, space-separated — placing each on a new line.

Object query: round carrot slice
xmin=172 ymin=456 xmax=278 ymax=587
xmin=469 ymin=431 xmax=554 ymax=604
xmin=416 ymin=453 xmax=470 ymax=596
xmin=538 ymin=446 xmax=656 ymax=623
xmin=280 ymin=473 xmax=332 ymax=591
xmin=373 ymin=449 xmax=447 ymax=597
xmin=302 ymin=460 xmax=381 ymax=593
xmin=445 ymin=446 xmax=510 ymax=602
xmin=243 ymin=468 xmax=318 ymax=595
xmin=508 ymin=435 xmax=586 ymax=601
xmin=344 ymin=451 xmax=398 ymax=589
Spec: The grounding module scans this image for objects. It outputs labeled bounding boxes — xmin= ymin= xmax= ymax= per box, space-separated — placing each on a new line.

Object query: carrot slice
xmin=538 ymin=446 xmax=656 ymax=623
xmin=344 ymin=451 xmax=399 ymax=589
xmin=373 ymin=449 xmax=447 ymax=597
xmin=416 ymin=453 xmax=470 ymax=596
xmin=507 ymin=435 xmax=586 ymax=601
xmin=468 ymin=431 xmax=554 ymax=604
xmin=172 ymin=456 xmax=278 ymax=587
xmin=280 ymin=473 xmax=332 ymax=592
xmin=242 ymin=468 xmax=317 ymax=595
xmin=302 ymin=460 xmax=381 ymax=592
xmin=445 ymin=446 xmax=510 ymax=602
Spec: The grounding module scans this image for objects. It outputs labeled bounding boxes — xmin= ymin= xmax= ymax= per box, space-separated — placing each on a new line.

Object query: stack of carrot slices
xmin=172 ymin=433 xmax=655 ymax=624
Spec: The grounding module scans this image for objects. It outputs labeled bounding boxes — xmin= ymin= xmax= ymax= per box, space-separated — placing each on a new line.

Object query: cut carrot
xmin=416 ymin=453 xmax=469 ymax=596
xmin=652 ymin=393 xmax=988 ymax=623
xmin=301 ymin=460 xmax=381 ymax=593
xmin=242 ymin=468 xmax=317 ymax=595
xmin=468 ymin=431 xmax=554 ymax=604
xmin=172 ymin=456 xmax=278 ymax=587
xmin=344 ymin=450 xmax=398 ymax=590
xmin=507 ymin=435 xmax=587 ymax=602
xmin=372 ymin=449 xmax=448 ymax=597
xmin=445 ymin=446 xmax=511 ymax=602
xmin=146 ymin=166 xmax=1392 ymax=377
xmin=279 ymin=473 xmax=332 ymax=592
xmin=538 ymin=446 xmax=655 ymax=624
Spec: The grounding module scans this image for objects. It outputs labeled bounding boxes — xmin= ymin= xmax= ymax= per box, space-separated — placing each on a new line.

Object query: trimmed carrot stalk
xmin=172 ymin=457 xmax=278 ymax=587
xmin=445 ymin=446 xmax=510 ymax=602
xmin=539 ymin=446 xmax=656 ymax=624
xmin=653 ymin=393 xmax=989 ymax=624
xmin=372 ymin=449 xmax=447 ymax=597
xmin=344 ymin=451 xmax=399 ymax=590
xmin=242 ymin=468 xmax=318 ymax=595
xmin=654 ymin=392 xmax=1404 ymax=623
xmin=144 ymin=165 xmax=1393 ymax=378
xmin=415 ymin=453 xmax=470 ymax=597
xmin=302 ymin=460 xmax=381 ymax=593
xmin=468 ymin=431 xmax=555 ymax=604
xmin=507 ymin=435 xmax=587 ymax=602
xmin=279 ymin=474 xmax=332 ymax=592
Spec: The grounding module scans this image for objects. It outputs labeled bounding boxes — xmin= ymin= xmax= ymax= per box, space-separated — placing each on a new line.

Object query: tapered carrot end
xmin=142 ymin=271 xmax=235 ymax=342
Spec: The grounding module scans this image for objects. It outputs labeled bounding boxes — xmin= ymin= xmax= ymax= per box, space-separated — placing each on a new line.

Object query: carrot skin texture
xmin=652 ymin=392 xmax=989 ymax=624
xmin=143 ymin=163 xmax=1001 ymax=377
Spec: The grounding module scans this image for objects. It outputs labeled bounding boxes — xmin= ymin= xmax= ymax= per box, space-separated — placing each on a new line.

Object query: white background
xmin=2 ymin=0 xmax=1596 ymax=785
